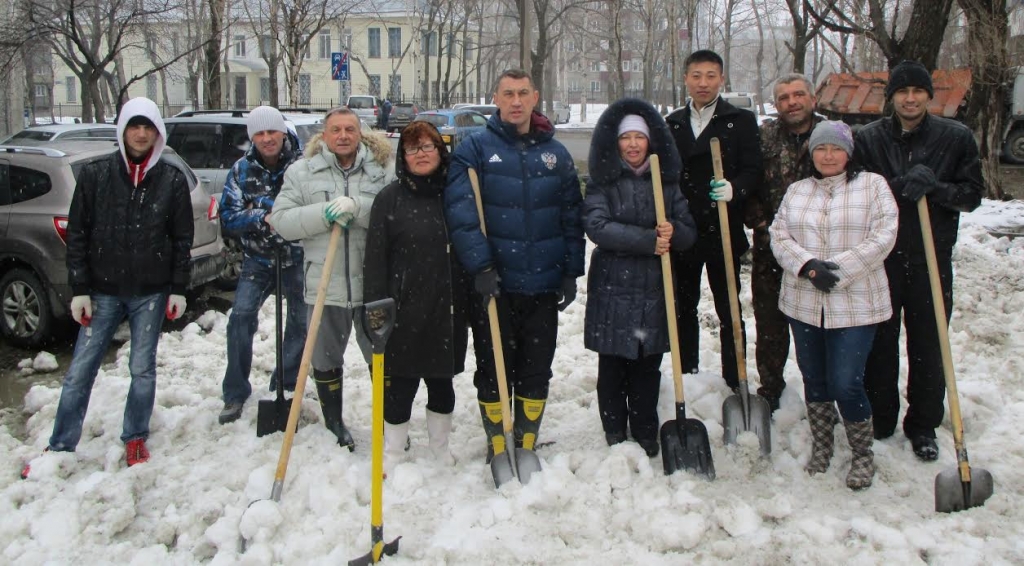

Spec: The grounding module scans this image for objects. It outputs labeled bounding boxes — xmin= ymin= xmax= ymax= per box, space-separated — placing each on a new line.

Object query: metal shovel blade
xmin=935 ymin=466 xmax=994 ymax=513
xmin=514 ymin=447 xmax=543 ymax=484
xmin=348 ymin=536 xmax=401 ymax=566
xmin=490 ymin=450 xmax=516 ymax=488
xmin=722 ymin=392 xmax=772 ymax=456
xmin=256 ymin=397 xmax=291 ymax=437
xmin=660 ymin=413 xmax=715 ymax=480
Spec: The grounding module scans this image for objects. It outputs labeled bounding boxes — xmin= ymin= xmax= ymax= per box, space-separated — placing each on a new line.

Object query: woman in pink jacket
xmin=770 ymin=120 xmax=897 ymax=490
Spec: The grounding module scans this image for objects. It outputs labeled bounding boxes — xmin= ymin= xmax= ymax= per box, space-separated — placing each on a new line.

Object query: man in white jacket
xmin=268 ymin=106 xmax=396 ymax=450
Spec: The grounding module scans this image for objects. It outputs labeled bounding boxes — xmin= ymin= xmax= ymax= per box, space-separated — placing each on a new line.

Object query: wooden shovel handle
xmin=651 ymin=154 xmax=685 ymax=404
xmin=917 ymin=197 xmax=971 ymax=482
xmin=710 ymin=138 xmax=748 ymax=385
xmin=468 ymin=168 xmax=514 ymax=436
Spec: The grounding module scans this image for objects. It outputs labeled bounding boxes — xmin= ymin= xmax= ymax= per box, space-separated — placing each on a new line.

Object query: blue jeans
xmin=49 ymin=293 xmax=166 ymax=451
xmin=789 ymin=317 xmax=876 ymax=423
xmin=222 ymin=256 xmax=307 ymax=404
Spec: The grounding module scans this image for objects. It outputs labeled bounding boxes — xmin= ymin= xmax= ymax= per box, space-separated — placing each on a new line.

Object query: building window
xmin=388 ymin=28 xmax=402 ymax=58
xmin=66 ymin=76 xmax=76 ymax=102
xmin=590 ymin=60 xmax=601 ymax=72
xmin=463 ymin=38 xmax=474 ymax=60
xmin=299 ymin=74 xmax=311 ymax=104
xmin=319 ymin=31 xmax=331 ymax=59
xmin=634 ymin=19 xmax=644 ymax=31
xmin=446 ymin=33 xmax=455 ymax=56
xmin=422 ymin=31 xmax=437 ymax=56
xmin=260 ymin=78 xmax=271 ymax=101
xmin=565 ymin=40 xmax=575 ymax=52
xmin=171 ymin=33 xmax=180 ymax=57
xmin=368 ymin=28 xmax=380 ymax=58
xmin=622 ymin=60 xmax=629 ymax=71
xmin=146 ymin=36 xmax=157 ymax=57
xmin=590 ymin=80 xmax=601 ymax=93
xmin=342 ymin=29 xmax=352 ymax=50
xmin=260 ymin=35 xmax=272 ymax=58
xmin=569 ymin=80 xmax=579 ymax=91
xmin=388 ymin=74 xmax=401 ymax=98
xmin=146 ymin=75 xmax=157 ymax=99
xmin=233 ymin=35 xmax=246 ymax=57
xmin=369 ymin=75 xmax=381 ymax=96
xmin=632 ymin=60 xmax=641 ymax=72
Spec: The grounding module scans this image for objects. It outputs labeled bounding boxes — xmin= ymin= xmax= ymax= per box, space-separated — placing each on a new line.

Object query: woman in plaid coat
xmin=770 ymin=120 xmax=897 ymax=490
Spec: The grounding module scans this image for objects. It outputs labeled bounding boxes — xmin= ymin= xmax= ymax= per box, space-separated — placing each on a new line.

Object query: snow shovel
xmin=918 ymin=197 xmax=993 ymax=512
xmin=349 ymin=298 xmax=400 ymax=565
xmin=269 ymin=223 xmax=342 ymax=502
xmin=710 ymin=138 xmax=772 ymax=456
xmin=257 ymin=246 xmax=290 ymax=437
xmin=650 ymin=154 xmax=715 ymax=480
xmin=468 ymin=167 xmax=543 ymax=487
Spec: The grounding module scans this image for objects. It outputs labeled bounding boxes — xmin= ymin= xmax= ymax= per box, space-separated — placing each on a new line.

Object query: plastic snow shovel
xmin=257 ymin=246 xmax=291 ymax=437
xmin=650 ymin=154 xmax=715 ymax=480
xmin=468 ymin=167 xmax=543 ymax=487
xmin=710 ymin=138 xmax=772 ymax=457
xmin=269 ymin=223 xmax=342 ymax=502
xmin=918 ymin=197 xmax=994 ymax=512
xmin=349 ymin=298 xmax=400 ymax=566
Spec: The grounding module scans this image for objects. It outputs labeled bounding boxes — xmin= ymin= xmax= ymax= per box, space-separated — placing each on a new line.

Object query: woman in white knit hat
xmin=770 ymin=119 xmax=898 ymax=489
xmin=583 ymin=98 xmax=697 ymax=456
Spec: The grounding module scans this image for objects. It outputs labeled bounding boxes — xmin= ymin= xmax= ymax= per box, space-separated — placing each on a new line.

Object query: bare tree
xmin=206 ymin=0 xmax=227 ymax=108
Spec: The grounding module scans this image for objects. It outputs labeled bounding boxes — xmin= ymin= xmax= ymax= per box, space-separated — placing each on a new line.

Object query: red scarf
xmin=126 ymin=151 xmax=152 ymax=187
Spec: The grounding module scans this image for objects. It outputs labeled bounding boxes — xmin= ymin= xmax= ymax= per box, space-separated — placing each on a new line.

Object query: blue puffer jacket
xmin=219 ymin=131 xmax=303 ymax=267
xmin=445 ymin=111 xmax=585 ymax=294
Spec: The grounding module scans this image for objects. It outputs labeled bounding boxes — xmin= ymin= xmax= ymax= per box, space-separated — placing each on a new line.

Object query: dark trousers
xmin=597 ymin=352 xmax=664 ymax=441
xmin=864 ymin=252 xmax=953 ymax=439
xmin=384 ymin=376 xmax=455 ymax=424
xmin=470 ymin=292 xmax=558 ymax=403
xmin=674 ymin=244 xmax=746 ymax=388
xmin=750 ymin=230 xmax=789 ymax=398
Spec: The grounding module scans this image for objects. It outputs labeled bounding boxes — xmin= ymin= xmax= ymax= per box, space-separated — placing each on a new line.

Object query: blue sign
xmin=331 ymin=52 xmax=349 ymax=81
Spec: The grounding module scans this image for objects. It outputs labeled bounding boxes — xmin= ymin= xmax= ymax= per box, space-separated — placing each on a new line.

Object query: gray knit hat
xmin=808 ymin=120 xmax=854 ymax=156
xmin=247 ymin=106 xmax=288 ymax=140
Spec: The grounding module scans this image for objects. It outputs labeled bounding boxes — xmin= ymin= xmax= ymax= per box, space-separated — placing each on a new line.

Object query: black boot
xmin=479 ymin=401 xmax=506 ymax=464
xmin=513 ymin=396 xmax=546 ymax=450
xmin=314 ymin=368 xmax=354 ymax=451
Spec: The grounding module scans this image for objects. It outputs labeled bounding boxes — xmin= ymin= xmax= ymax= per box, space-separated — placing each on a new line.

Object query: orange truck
xmin=814 ymin=68 xmax=1024 ymax=163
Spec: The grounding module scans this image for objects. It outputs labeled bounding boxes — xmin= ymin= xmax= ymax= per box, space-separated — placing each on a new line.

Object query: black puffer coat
xmin=66 ymin=151 xmax=193 ymax=297
xmin=584 ymin=98 xmax=698 ymax=359
xmin=364 ymin=131 xmax=471 ymax=378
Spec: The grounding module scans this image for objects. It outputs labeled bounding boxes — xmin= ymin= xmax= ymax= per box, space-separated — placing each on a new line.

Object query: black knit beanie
xmin=885 ymin=61 xmax=934 ymax=101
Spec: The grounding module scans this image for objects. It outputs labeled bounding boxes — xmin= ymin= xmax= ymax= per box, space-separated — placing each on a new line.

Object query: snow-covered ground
xmin=3 ymin=202 xmax=1024 ymax=564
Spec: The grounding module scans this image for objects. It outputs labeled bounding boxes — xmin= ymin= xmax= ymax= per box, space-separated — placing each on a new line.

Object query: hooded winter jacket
xmin=219 ymin=131 xmax=303 ymax=268
xmin=268 ymin=130 xmax=396 ymax=307
xmin=363 ymin=128 xmax=470 ymax=378
xmin=66 ymin=97 xmax=194 ymax=297
xmin=583 ymin=98 xmax=698 ymax=358
xmin=444 ymin=111 xmax=585 ymax=294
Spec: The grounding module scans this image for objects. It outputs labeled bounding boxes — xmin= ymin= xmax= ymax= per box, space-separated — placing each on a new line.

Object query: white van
xmin=721 ymin=92 xmax=756 ymax=112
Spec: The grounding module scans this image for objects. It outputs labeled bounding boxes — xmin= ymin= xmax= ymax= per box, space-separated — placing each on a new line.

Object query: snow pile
xmin=1 ymin=202 xmax=1023 ymax=563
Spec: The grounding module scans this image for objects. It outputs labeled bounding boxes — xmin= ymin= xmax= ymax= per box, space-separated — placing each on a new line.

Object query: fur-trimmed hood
xmin=588 ymin=98 xmax=682 ymax=186
xmin=302 ymin=129 xmax=393 ymax=167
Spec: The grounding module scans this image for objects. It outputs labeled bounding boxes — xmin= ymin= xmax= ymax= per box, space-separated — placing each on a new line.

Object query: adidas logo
xmin=488 ymin=154 xmax=503 ymax=163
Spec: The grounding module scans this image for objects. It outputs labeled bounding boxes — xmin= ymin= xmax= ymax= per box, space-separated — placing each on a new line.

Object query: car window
xmin=471 ymin=114 xmax=488 ymax=126
xmin=166 ymin=124 xmax=220 ymax=169
xmin=9 ymin=165 xmax=52 ymax=204
xmin=220 ymin=125 xmax=249 ymax=168
xmin=455 ymin=113 xmax=475 ymax=127
xmin=7 ymin=130 xmax=56 ymax=143
xmin=86 ymin=128 xmax=117 ymax=139
xmin=0 ymin=163 xmax=10 ymax=206
xmin=416 ymin=115 xmax=448 ymax=127
xmin=348 ymin=97 xmax=374 ymax=109
xmin=294 ymin=124 xmax=322 ymax=144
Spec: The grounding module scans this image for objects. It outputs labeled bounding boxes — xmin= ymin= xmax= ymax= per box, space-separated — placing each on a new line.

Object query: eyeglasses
xmin=405 ymin=143 xmax=438 ymax=155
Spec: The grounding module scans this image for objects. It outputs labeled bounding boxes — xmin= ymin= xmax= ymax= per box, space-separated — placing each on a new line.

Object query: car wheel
xmin=0 ymin=268 xmax=54 ymax=347
xmin=1002 ymin=128 xmax=1024 ymax=165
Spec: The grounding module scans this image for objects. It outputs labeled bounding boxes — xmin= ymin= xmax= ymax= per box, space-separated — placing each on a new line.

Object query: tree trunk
xmin=205 ymin=0 xmax=224 ymax=109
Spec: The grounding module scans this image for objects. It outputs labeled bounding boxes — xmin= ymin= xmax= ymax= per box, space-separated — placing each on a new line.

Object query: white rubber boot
xmin=426 ymin=409 xmax=455 ymax=465
xmin=384 ymin=420 xmax=410 ymax=477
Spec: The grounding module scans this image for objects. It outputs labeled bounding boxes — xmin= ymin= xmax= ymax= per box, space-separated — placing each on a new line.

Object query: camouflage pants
xmin=750 ymin=229 xmax=788 ymax=398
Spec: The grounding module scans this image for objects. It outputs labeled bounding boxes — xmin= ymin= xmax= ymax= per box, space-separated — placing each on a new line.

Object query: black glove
xmin=800 ymin=259 xmax=840 ymax=293
xmin=474 ymin=268 xmax=500 ymax=308
xmin=900 ymin=164 xmax=938 ymax=202
xmin=557 ymin=277 xmax=577 ymax=311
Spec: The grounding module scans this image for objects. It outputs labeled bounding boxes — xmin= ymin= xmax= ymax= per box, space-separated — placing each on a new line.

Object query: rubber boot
xmin=513 ymin=396 xmax=546 ymax=450
xmin=478 ymin=401 xmax=505 ymax=464
xmin=845 ymin=418 xmax=875 ymax=490
xmin=426 ymin=409 xmax=455 ymax=465
xmin=804 ymin=401 xmax=839 ymax=475
xmin=313 ymin=368 xmax=354 ymax=451
xmin=383 ymin=420 xmax=410 ymax=477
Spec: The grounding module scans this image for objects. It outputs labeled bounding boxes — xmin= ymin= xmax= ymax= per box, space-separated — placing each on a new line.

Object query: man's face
xmin=774 ymin=80 xmax=816 ymax=131
xmin=252 ymin=130 xmax=285 ymax=161
xmin=684 ymin=61 xmax=724 ymax=109
xmin=123 ymin=123 xmax=157 ymax=158
xmin=494 ymin=76 xmax=539 ymax=134
xmin=323 ymin=113 xmax=362 ymax=163
xmin=891 ymin=86 xmax=932 ymax=125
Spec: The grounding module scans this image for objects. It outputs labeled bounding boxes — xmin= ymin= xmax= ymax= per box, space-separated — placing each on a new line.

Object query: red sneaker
xmin=20 ymin=448 xmax=49 ymax=480
xmin=125 ymin=439 xmax=150 ymax=467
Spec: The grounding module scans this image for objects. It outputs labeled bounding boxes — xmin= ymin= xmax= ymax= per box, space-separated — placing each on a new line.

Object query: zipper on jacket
xmin=343 ymin=172 xmax=353 ymax=308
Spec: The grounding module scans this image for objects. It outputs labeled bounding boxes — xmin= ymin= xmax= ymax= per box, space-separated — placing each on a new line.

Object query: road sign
xmin=331 ymin=52 xmax=350 ymax=81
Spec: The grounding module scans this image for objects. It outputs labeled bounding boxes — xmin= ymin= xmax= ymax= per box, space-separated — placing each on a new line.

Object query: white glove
xmin=710 ymin=180 xmax=734 ymax=202
xmin=325 ymin=196 xmax=360 ymax=226
xmin=166 ymin=294 xmax=186 ymax=320
xmin=70 ymin=295 xmax=92 ymax=326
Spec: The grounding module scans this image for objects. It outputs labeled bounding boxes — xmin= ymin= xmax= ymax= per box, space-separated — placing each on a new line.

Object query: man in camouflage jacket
xmin=746 ymin=74 xmax=823 ymax=412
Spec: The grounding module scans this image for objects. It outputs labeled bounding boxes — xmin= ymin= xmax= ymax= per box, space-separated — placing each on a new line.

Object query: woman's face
xmin=403 ymin=135 xmax=442 ymax=176
xmin=812 ymin=144 xmax=849 ymax=177
xmin=618 ymin=131 xmax=649 ymax=168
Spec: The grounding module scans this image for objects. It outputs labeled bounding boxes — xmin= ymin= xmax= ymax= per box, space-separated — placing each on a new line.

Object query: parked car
xmin=388 ymin=102 xmax=420 ymax=133
xmin=0 ymin=141 xmax=227 ymax=347
xmin=346 ymin=95 xmax=383 ymax=129
xmin=0 ymin=123 xmax=118 ymax=146
xmin=461 ymin=104 xmax=498 ymax=120
xmin=413 ymin=109 xmax=488 ymax=149
xmin=542 ymin=101 xmax=571 ymax=124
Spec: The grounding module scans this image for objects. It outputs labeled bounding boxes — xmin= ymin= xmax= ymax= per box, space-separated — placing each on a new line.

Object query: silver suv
xmin=0 ymin=142 xmax=227 ymax=347
xmin=346 ymin=95 xmax=383 ymax=128
xmin=1 ymin=123 xmax=118 ymax=145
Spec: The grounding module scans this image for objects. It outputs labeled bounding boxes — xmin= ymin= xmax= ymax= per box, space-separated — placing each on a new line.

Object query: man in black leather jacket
xmin=853 ymin=61 xmax=984 ymax=461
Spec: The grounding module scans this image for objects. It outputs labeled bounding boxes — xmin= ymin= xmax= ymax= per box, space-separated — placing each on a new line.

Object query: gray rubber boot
xmin=804 ymin=401 xmax=839 ymax=475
